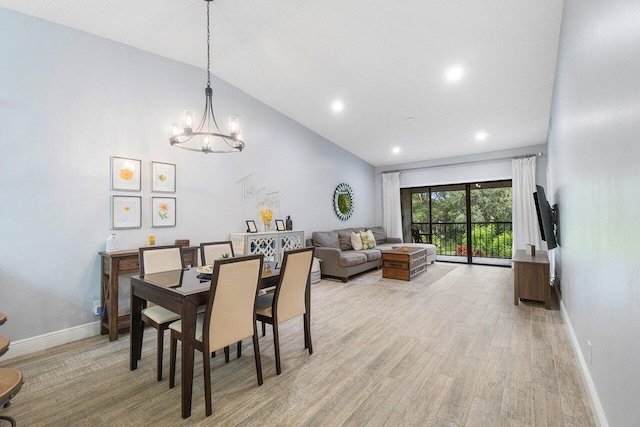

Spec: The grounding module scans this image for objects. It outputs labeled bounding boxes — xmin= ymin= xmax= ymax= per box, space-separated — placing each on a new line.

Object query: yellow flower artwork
xmin=119 ymin=168 xmax=134 ymax=181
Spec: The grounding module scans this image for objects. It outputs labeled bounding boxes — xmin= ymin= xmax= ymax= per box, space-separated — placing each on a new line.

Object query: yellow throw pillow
xmin=360 ymin=229 xmax=376 ymax=250
xmin=351 ymin=232 xmax=363 ymax=251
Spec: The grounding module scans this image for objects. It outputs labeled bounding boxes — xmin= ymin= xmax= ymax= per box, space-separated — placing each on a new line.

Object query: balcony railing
xmin=411 ymin=221 xmax=512 ymax=259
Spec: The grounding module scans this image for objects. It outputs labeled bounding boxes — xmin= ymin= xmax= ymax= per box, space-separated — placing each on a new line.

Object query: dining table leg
xmin=181 ymin=300 xmax=198 ymax=419
xmin=130 ymin=287 xmax=143 ymax=370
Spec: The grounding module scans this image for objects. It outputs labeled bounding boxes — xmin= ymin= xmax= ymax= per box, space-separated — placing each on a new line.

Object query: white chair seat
xmin=169 ymin=314 xmax=205 ymax=342
xmin=142 ymin=305 xmax=180 ymax=324
xmin=255 ymin=294 xmax=273 ymax=317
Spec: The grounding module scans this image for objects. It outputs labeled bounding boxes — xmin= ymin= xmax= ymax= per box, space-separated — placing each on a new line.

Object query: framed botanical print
xmin=152 ymin=197 xmax=176 ymax=227
xmin=112 ymin=196 xmax=142 ymax=229
xmin=111 ymin=156 xmax=141 ymax=191
xmin=151 ymin=161 xmax=176 ymax=193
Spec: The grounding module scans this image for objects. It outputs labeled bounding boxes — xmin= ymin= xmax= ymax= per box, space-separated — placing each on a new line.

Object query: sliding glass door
xmin=400 ymin=180 xmax=512 ymax=265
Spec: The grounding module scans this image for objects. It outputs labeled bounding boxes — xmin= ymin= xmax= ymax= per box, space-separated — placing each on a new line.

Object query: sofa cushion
xmin=338 ymin=251 xmax=367 ymax=267
xmin=357 ymin=249 xmax=381 ymax=262
xmin=312 ymin=231 xmax=340 ymax=249
xmin=375 ymin=244 xmax=395 ymax=252
xmin=337 ymin=230 xmax=354 ymax=251
xmin=351 ymin=232 xmax=363 ymax=250
xmin=369 ymin=226 xmax=387 ymax=244
xmin=360 ymin=230 xmax=376 ymax=250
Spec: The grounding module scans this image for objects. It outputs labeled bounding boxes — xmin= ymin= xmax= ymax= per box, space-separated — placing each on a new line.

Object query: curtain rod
xmin=379 ymin=152 xmax=542 ymax=174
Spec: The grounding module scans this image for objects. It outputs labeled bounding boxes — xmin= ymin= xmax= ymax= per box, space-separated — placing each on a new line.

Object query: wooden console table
xmin=98 ymin=246 xmax=198 ymax=341
xmin=513 ymin=249 xmax=550 ymax=309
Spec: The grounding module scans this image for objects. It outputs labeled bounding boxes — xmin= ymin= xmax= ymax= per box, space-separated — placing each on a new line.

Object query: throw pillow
xmin=312 ymin=231 xmax=340 ymax=249
xmin=337 ymin=230 xmax=354 ymax=251
xmin=360 ymin=229 xmax=376 ymax=250
xmin=351 ymin=232 xmax=363 ymax=251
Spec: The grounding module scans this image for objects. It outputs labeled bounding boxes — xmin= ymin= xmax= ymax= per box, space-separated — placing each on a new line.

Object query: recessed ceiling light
xmin=407 ymin=117 xmax=415 ymax=122
xmin=475 ymin=131 xmax=488 ymax=141
xmin=445 ymin=66 xmax=464 ymax=83
xmin=332 ymin=100 xmax=344 ymax=113
xmin=392 ymin=147 xmax=401 ymax=154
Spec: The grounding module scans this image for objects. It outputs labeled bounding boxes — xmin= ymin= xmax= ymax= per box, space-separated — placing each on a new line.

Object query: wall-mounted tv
xmin=533 ymin=185 xmax=557 ymax=250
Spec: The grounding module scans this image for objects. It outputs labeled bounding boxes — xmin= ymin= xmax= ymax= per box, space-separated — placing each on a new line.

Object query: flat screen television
xmin=533 ymin=185 xmax=557 ymax=250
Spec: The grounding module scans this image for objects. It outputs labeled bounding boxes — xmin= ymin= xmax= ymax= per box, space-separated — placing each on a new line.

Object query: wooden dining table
xmin=129 ymin=260 xmax=280 ymax=419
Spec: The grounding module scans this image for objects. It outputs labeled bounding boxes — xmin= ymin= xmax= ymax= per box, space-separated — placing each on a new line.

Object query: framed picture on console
xmin=275 ymin=219 xmax=285 ymax=231
xmin=246 ymin=220 xmax=258 ymax=233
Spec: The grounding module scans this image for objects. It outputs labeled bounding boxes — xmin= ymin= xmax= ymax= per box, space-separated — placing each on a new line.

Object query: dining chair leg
xmin=237 ymin=340 xmax=242 ymax=358
xmin=252 ymin=324 xmax=263 ymax=386
xmin=272 ymin=323 xmax=281 ymax=375
xmin=304 ymin=313 xmax=313 ymax=355
xmin=261 ymin=321 xmax=266 ymax=337
xmin=156 ymin=328 xmax=164 ymax=381
xmin=138 ymin=322 xmax=145 ymax=361
xmin=203 ymin=348 xmax=212 ymax=416
xmin=224 ymin=346 xmax=230 ymax=363
xmin=169 ymin=333 xmax=177 ymax=389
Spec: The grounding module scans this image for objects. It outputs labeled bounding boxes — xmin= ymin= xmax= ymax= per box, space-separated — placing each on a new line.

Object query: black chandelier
xmin=169 ymin=0 xmax=244 ymax=154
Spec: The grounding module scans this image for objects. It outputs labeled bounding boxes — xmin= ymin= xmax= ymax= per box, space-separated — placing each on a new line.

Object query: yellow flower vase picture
xmin=111 ymin=156 xmax=141 ymax=191
xmin=151 ymin=161 xmax=176 ymax=193
xmin=152 ymin=197 xmax=176 ymax=227
xmin=112 ymin=196 xmax=141 ymax=229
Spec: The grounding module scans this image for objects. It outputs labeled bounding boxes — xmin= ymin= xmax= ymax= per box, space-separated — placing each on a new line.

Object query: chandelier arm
xmin=194 ymin=94 xmax=209 ymax=133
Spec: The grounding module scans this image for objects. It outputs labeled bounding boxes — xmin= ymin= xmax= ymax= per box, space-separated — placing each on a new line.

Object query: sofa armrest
xmin=313 ymin=247 xmax=341 ymax=272
xmin=386 ymin=237 xmax=402 ymax=244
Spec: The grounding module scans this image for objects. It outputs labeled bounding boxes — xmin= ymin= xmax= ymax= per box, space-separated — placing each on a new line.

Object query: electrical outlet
xmin=587 ymin=340 xmax=592 ymax=365
xmin=93 ymin=300 xmax=101 ymax=316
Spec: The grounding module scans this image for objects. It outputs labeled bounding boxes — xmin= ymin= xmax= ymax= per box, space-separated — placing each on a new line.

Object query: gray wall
xmin=547 ymin=0 xmax=640 ymax=425
xmin=0 ymin=9 xmax=376 ymax=341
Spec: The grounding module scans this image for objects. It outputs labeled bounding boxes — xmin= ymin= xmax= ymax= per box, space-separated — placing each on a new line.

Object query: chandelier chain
xmin=206 ymin=0 xmax=211 ymax=87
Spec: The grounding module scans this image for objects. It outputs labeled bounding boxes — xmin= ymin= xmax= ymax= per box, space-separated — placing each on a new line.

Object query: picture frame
xmin=151 ymin=161 xmax=176 ymax=193
xmin=112 ymin=195 xmax=142 ymax=229
xmin=246 ymin=220 xmax=258 ymax=233
xmin=111 ymin=156 xmax=141 ymax=191
xmin=275 ymin=219 xmax=285 ymax=231
xmin=151 ymin=197 xmax=176 ymax=228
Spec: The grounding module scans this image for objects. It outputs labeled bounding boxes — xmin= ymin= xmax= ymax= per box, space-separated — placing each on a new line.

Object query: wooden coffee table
xmin=382 ymin=247 xmax=428 ymax=281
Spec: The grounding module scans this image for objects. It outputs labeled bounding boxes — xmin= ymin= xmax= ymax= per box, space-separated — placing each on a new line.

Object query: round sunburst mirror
xmin=333 ymin=183 xmax=354 ymax=221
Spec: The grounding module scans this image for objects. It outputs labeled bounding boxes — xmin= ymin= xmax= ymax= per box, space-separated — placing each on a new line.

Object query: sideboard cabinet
xmin=230 ymin=230 xmax=304 ymax=262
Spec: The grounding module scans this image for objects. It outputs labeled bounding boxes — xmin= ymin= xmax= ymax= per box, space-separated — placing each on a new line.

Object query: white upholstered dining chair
xmin=256 ymin=247 xmax=315 ymax=375
xmin=168 ymin=254 xmax=264 ymax=416
xmin=138 ymin=245 xmax=184 ymax=381
xmin=200 ymin=241 xmax=235 ymax=265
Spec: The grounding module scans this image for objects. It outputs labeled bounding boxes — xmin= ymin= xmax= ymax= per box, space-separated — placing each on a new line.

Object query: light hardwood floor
xmin=0 ymin=264 xmax=595 ymax=426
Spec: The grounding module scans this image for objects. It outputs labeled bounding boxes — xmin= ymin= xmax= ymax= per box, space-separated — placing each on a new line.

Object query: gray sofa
xmin=308 ymin=226 xmax=402 ymax=282
xmin=308 ymin=226 xmax=438 ymax=282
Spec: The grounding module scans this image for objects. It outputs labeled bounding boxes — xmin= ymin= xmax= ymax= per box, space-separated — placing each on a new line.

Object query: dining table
xmin=129 ymin=260 xmax=280 ymax=419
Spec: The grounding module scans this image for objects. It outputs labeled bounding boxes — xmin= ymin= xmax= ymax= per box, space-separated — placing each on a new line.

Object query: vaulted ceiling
xmin=0 ymin=0 xmax=564 ymax=166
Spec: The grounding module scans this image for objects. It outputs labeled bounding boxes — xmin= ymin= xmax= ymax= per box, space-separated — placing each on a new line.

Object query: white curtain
xmin=382 ymin=172 xmax=403 ymax=239
xmin=512 ymin=157 xmax=541 ymax=254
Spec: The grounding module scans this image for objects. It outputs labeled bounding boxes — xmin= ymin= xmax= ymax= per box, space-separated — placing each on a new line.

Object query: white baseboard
xmin=559 ymin=298 xmax=609 ymax=427
xmin=4 ymin=321 xmax=101 ymax=361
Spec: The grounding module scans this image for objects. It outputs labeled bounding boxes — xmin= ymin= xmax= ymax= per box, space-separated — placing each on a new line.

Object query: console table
xmin=513 ymin=249 xmax=551 ymax=309
xmin=230 ymin=230 xmax=304 ymax=262
xmin=98 ymin=246 xmax=198 ymax=341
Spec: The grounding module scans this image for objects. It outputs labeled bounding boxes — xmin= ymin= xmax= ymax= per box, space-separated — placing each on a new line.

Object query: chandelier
xmin=169 ymin=0 xmax=244 ymax=154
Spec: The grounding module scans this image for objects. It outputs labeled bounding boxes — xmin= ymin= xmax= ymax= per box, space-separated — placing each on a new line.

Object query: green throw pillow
xmin=360 ymin=230 xmax=376 ymax=250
